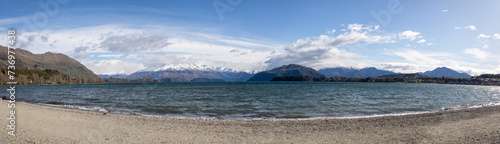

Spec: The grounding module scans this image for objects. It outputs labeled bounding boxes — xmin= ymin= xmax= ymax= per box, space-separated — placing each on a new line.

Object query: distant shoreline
xmin=1 ymin=101 xmax=500 ymax=143
xmin=270 ymin=75 xmax=500 ymax=86
xmin=5 ymin=80 xmax=498 ymax=88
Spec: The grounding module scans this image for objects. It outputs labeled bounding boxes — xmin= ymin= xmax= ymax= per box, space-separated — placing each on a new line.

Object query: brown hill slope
xmin=0 ymin=46 xmax=101 ymax=84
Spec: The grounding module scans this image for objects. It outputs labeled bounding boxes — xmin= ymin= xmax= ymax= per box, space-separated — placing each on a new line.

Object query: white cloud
xmin=328 ymin=29 xmax=336 ymax=34
xmin=229 ymin=49 xmax=240 ymax=53
xmin=399 ymin=30 xmax=420 ymax=41
xmin=0 ymin=17 xmax=24 ymax=26
xmin=10 ymin=25 xmax=279 ymax=74
xmin=464 ymin=48 xmax=488 ymax=59
xmin=455 ymin=25 xmax=477 ymax=31
xmin=442 ymin=10 xmax=449 ymax=12
xmin=84 ymin=60 xmax=145 ymax=75
xmin=417 ymin=39 xmax=426 ymax=43
xmin=191 ymin=33 xmax=276 ymax=49
xmin=477 ymin=34 xmax=490 ymax=39
xmin=265 ymin=24 xmax=392 ymax=69
xmin=465 ymin=25 xmax=477 ymax=31
xmin=494 ymin=33 xmax=500 ymax=39
xmin=393 ymin=49 xmax=444 ymax=65
xmin=100 ymin=33 xmax=171 ymax=53
xmin=73 ymin=46 xmax=91 ymax=60
xmin=347 ymin=23 xmax=379 ymax=32
xmin=376 ymin=63 xmax=425 ymax=73
xmin=384 ymin=49 xmax=493 ymax=75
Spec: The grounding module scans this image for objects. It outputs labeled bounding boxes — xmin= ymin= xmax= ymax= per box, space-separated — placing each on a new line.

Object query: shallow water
xmin=11 ymin=82 xmax=500 ymax=120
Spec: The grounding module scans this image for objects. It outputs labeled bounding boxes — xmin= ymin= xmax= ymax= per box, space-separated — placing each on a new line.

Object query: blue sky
xmin=1 ymin=0 xmax=499 ymax=75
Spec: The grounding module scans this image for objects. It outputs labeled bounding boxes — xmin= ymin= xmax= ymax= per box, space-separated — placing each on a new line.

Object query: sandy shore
xmin=0 ymin=101 xmax=499 ymax=143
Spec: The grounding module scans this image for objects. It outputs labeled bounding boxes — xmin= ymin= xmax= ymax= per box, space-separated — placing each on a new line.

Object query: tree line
xmin=271 ymin=74 xmax=500 ymax=86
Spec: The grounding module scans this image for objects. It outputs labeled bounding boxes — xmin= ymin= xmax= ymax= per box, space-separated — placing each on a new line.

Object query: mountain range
xmin=101 ymin=64 xmax=472 ymax=82
xmin=247 ymin=64 xmax=326 ymax=81
xmin=0 ymin=46 xmax=472 ymax=84
xmin=418 ymin=67 xmax=471 ymax=78
xmin=98 ymin=74 xmax=128 ymax=79
xmin=126 ymin=64 xmax=254 ymax=82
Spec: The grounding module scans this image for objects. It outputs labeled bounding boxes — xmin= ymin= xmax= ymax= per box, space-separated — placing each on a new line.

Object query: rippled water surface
xmin=14 ymin=82 xmax=500 ymax=119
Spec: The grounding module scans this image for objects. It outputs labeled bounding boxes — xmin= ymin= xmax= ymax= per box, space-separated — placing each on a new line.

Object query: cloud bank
xmin=265 ymin=24 xmax=392 ymax=69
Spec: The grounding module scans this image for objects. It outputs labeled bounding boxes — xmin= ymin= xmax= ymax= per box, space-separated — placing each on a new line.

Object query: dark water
xmin=10 ymin=82 xmax=500 ymax=120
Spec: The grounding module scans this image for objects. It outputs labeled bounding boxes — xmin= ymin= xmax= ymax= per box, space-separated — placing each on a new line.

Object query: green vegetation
xmin=270 ymin=74 xmax=500 ymax=86
xmin=0 ymin=68 xmax=102 ymax=85
xmin=271 ymin=76 xmax=312 ymax=81
xmin=103 ymin=77 xmax=163 ymax=83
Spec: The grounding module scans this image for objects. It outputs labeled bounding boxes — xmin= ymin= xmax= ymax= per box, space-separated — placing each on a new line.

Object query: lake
xmin=13 ymin=82 xmax=500 ymax=120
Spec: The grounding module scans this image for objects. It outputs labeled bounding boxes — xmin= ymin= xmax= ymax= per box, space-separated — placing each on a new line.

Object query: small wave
xmin=235 ymin=111 xmax=435 ymax=121
xmin=469 ymin=101 xmax=500 ymax=108
xmin=441 ymin=101 xmax=500 ymax=111
xmin=39 ymin=101 xmax=500 ymax=121
xmin=441 ymin=104 xmax=470 ymax=111
xmin=143 ymin=108 xmax=184 ymax=114
xmin=107 ymin=109 xmax=142 ymax=115
xmin=142 ymin=114 xmax=220 ymax=120
xmin=387 ymin=107 xmax=427 ymax=112
xmin=43 ymin=104 xmax=109 ymax=113
xmin=46 ymin=101 xmax=64 ymax=105
xmin=278 ymin=115 xmax=311 ymax=119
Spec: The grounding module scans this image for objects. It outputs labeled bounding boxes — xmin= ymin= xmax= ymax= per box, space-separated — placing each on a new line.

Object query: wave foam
xmin=43 ymin=104 xmax=109 ymax=113
xmin=441 ymin=101 xmax=500 ymax=111
xmin=40 ymin=100 xmax=500 ymax=121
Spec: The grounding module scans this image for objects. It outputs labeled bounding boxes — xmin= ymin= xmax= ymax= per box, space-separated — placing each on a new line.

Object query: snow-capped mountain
xmin=139 ymin=64 xmax=239 ymax=73
xmin=129 ymin=64 xmax=255 ymax=82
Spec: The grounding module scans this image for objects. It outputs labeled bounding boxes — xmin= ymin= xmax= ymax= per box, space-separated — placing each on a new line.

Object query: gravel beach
xmin=1 ymin=101 xmax=499 ymax=143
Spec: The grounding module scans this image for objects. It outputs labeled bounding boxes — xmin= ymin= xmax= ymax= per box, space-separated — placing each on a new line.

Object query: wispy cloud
xmin=464 ymin=48 xmax=488 ymax=59
xmin=393 ymin=49 xmax=445 ymax=65
xmin=0 ymin=17 xmax=24 ymax=26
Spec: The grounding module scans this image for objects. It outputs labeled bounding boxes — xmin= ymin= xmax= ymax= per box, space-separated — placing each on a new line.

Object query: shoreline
xmin=1 ymin=101 xmax=500 ymax=143
xmin=35 ymin=99 xmax=500 ymax=121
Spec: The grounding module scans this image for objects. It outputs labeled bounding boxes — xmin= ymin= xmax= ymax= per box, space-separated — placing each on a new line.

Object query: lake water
xmin=12 ymin=82 xmax=500 ymax=120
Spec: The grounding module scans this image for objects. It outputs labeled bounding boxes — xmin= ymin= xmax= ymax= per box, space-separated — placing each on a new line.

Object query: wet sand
xmin=0 ymin=101 xmax=499 ymax=143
